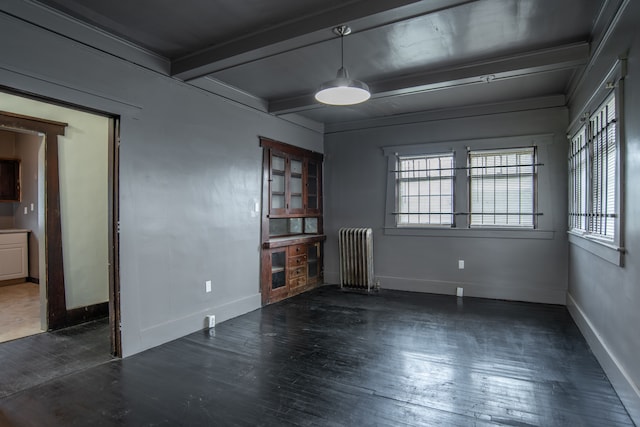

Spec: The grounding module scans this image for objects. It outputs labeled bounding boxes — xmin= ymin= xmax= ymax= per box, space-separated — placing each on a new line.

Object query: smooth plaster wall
xmin=0 ymin=130 xmax=16 ymax=229
xmin=567 ymin=1 xmax=640 ymax=422
xmin=0 ymin=10 xmax=322 ymax=356
xmin=14 ymin=132 xmax=42 ymax=280
xmin=324 ymin=107 xmax=569 ymax=304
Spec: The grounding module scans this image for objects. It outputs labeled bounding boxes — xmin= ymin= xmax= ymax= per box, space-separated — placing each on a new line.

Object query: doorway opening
xmin=0 ymin=89 xmax=121 ymax=357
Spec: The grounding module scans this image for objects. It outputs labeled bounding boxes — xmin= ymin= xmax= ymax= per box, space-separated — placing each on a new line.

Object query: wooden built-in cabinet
xmin=260 ymin=137 xmax=324 ymax=305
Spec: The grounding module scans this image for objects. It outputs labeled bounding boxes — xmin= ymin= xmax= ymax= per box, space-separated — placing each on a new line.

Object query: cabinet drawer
xmin=0 ymin=232 xmax=27 ymax=246
xmin=289 ymin=265 xmax=306 ymax=279
xmin=288 ymin=244 xmax=306 ymax=256
xmin=288 ymin=254 xmax=307 ymax=267
xmin=288 ymin=276 xmax=307 ymax=289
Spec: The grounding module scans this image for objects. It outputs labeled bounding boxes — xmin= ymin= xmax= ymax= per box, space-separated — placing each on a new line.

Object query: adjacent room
xmin=0 ymin=0 xmax=638 ymax=425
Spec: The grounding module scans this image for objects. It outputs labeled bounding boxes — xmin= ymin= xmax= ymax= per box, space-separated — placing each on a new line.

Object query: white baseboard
xmin=567 ymin=293 xmax=640 ymax=425
xmin=324 ymin=271 xmax=566 ymax=305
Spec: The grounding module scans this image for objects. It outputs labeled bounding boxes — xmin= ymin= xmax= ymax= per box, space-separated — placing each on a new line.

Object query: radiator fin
xmin=339 ymin=227 xmax=374 ymax=291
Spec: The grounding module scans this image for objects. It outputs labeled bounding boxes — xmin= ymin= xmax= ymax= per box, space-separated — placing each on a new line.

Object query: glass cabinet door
xmin=289 ymin=158 xmax=304 ymax=213
xmin=307 ymin=159 xmax=319 ymax=213
xmin=271 ymin=249 xmax=286 ymax=291
xmin=270 ymin=153 xmax=286 ymax=213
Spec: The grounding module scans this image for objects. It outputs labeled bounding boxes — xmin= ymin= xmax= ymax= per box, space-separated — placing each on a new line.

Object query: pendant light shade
xmin=315 ymin=26 xmax=370 ymax=106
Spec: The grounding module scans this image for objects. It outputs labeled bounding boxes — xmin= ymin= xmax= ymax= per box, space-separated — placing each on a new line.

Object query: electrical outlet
xmin=205 ymin=280 xmax=212 ymax=293
xmin=456 ymin=287 xmax=464 ymax=297
xmin=206 ymin=315 xmax=215 ymax=328
xmin=458 ymin=260 xmax=465 ymax=269
xmin=23 ymin=207 xmax=28 ymax=215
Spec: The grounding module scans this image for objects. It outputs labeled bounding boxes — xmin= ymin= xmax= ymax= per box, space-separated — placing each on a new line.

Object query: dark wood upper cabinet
xmin=0 ymin=159 xmax=20 ymax=202
xmin=268 ymin=149 xmax=320 ymax=217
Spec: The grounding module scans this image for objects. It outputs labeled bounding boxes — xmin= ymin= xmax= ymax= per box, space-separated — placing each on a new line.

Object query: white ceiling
xmin=33 ymin=0 xmax=604 ymax=126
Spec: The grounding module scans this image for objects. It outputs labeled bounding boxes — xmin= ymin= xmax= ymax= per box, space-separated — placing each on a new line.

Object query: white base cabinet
xmin=0 ymin=231 xmax=28 ymax=281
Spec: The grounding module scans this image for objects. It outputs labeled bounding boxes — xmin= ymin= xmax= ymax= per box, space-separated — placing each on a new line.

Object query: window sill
xmin=384 ymin=227 xmax=555 ymax=240
xmin=567 ymin=231 xmax=623 ymax=266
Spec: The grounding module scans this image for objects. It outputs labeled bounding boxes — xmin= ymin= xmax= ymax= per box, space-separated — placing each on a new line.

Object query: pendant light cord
xmin=341 ymin=33 xmax=344 ymax=69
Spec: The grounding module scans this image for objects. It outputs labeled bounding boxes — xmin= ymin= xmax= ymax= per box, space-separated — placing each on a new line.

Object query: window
xmin=469 ymin=147 xmax=536 ymax=228
xmin=569 ymin=94 xmax=617 ymax=240
xmin=396 ymin=153 xmax=454 ymax=226
xmin=383 ymin=134 xmax=552 ymax=237
xmin=568 ymin=129 xmax=588 ymax=231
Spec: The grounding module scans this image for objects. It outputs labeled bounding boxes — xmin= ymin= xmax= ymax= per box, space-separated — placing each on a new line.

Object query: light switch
xmin=458 ymin=260 xmax=465 ymax=269
xmin=30 ymin=203 xmax=35 ymax=211
xmin=205 ymin=280 xmax=212 ymax=293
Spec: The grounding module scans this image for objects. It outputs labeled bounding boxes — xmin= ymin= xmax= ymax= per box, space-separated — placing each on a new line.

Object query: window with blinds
xmin=569 ymin=94 xmax=617 ymax=240
xmin=397 ymin=153 xmax=454 ymax=226
xmin=590 ymin=95 xmax=617 ymax=238
xmin=469 ymin=147 xmax=536 ymax=228
xmin=569 ymin=129 xmax=588 ymax=231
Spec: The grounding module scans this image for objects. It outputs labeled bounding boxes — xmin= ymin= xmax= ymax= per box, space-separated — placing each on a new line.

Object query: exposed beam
xmin=269 ymin=42 xmax=590 ymax=115
xmin=171 ymin=0 xmax=480 ymax=81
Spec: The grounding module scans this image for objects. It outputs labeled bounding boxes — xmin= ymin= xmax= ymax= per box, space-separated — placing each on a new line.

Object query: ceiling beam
xmin=268 ymin=42 xmax=590 ymax=115
xmin=171 ymin=0 xmax=480 ymax=81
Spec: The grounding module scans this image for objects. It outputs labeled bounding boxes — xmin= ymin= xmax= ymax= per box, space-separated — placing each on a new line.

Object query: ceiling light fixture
xmin=315 ymin=25 xmax=371 ymax=106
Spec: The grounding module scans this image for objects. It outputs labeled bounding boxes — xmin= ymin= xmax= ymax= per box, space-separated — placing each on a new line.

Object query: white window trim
xmin=383 ymin=134 xmax=554 ymax=239
xmin=567 ymin=58 xmax=626 ymax=265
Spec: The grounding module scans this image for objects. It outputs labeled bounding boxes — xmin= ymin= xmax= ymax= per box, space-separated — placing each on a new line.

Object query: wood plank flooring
xmin=0 ymin=318 xmax=112 ymax=399
xmin=0 ymin=282 xmax=42 ymax=343
xmin=0 ymin=287 xmax=634 ymax=426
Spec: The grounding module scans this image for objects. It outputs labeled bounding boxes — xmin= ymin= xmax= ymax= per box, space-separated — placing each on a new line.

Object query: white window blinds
xmin=589 ymin=95 xmax=617 ymax=239
xmin=569 ymin=128 xmax=588 ymax=231
xmin=397 ymin=153 xmax=454 ymax=226
xmin=469 ymin=147 xmax=536 ymax=228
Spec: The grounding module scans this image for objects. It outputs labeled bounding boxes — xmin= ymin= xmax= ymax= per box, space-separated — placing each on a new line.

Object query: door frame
xmin=0 ymin=97 xmax=122 ymax=357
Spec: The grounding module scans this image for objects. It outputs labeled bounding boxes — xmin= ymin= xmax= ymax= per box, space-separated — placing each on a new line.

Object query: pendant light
xmin=315 ymin=25 xmax=371 ymax=106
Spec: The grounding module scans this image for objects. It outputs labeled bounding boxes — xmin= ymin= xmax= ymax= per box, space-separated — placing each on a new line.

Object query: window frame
xmin=566 ymin=59 xmax=625 ymax=265
xmin=395 ymin=152 xmax=456 ymax=228
xmin=383 ymin=135 xmax=554 ymax=240
xmin=467 ymin=146 xmax=538 ymax=229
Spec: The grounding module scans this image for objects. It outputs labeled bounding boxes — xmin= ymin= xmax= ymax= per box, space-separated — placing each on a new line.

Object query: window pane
xmin=272 ymin=174 xmax=284 ymax=193
xmin=588 ymin=94 xmax=616 ymax=239
xmin=397 ymin=153 xmax=454 ymax=226
xmin=569 ymin=127 xmax=587 ymax=231
xmin=469 ymin=147 xmax=535 ymax=228
xmin=291 ymin=159 xmax=302 ymax=175
xmin=291 ymin=176 xmax=302 ymax=194
xmin=290 ymin=195 xmax=303 ymax=209
xmin=272 ymin=155 xmax=285 ymax=172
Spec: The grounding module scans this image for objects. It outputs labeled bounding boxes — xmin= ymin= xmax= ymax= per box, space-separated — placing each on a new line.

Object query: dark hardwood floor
xmin=0 ymin=287 xmax=633 ymax=426
xmin=0 ymin=318 xmax=112 ymax=399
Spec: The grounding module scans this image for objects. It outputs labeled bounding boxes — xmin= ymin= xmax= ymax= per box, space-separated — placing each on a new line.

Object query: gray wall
xmin=13 ymin=132 xmax=41 ymax=279
xmin=566 ymin=1 xmax=640 ymax=422
xmin=324 ymin=107 xmax=569 ymax=304
xmin=0 ymin=11 xmax=322 ymax=356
